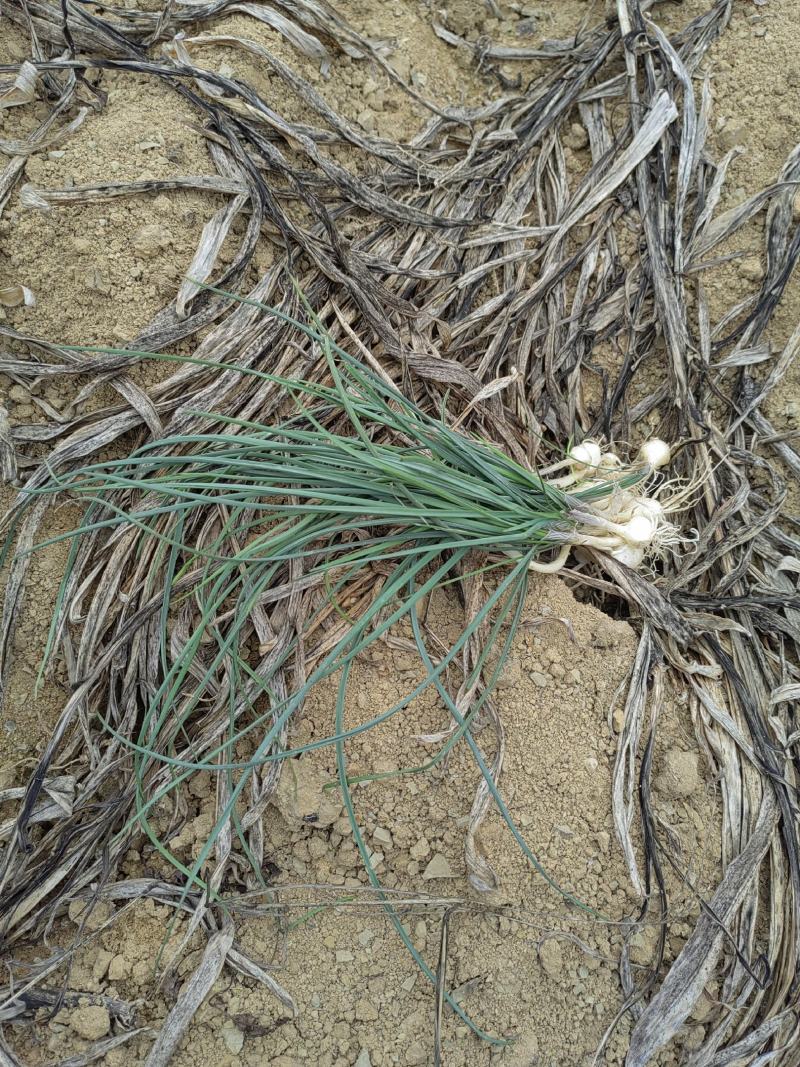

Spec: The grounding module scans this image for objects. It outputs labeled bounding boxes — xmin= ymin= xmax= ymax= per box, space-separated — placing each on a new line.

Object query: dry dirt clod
xmin=592 ymin=622 xmax=623 ymax=649
xmin=409 ymin=837 xmax=430 ymax=860
xmin=719 ymin=120 xmax=747 ymax=150
xmin=69 ymin=1004 xmax=111 ymax=1041
xmin=355 ymin=998 xmax=378 ymax=1022
xmin=655 ymin=750 xmax=703 ymax=799
xmin=496 ymin=654 xmax=522 ymax=688
xmin=67 ymin=899 xmax=114 ymax=931
xmin=690 ymin=989 xmax=716 ymax=1022
xmin=272 ymin=756 xmax=341 ymax=828
xmin=564 ymin=122 xmax=589 ymax=150
xmin=92 ymin=949 xmax=113 ymax=982
xmin=538 ymin=939 xmax=564 ymax=979
xmin=405 ymin=1041 xmax=427 ymax=1066
xmin=131 ymin=223 xmax=173 ymax=258
xmin=628 ymin=924 xmax=661 ymax=966
xmin=108 ymin=954 xmax=131 ymax=981
xmin=738 ymin=255 xmax=764 ymax=282
xmin=683 ymin=1025 xmax=707 ymax=1052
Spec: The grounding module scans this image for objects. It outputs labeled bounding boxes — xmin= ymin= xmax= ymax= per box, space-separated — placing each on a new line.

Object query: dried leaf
xmin=627 ymin=790 xmax=777 ymax=1067
xmin=0 ymin=62 xmax=37 ymax=109
xmin=144 ymin=919 xmax=234 ymax=1067
xmin=0 ymin=285 xmax=35 ymax=308
xmin=0 ymin=405 xmax=16 ymax=484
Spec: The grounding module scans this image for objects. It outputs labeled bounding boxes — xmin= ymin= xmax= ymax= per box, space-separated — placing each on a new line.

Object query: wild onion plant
xmin=12 ymin=312 xmax=680 ymax=1036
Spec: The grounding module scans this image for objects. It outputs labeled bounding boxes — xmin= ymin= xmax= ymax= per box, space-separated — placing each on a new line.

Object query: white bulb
xmin=609 ymin=543 xmax=645 ymax=567
xmin=632 ymin=497 xmax=664 ymax=520
xmin=624 ymin=514 xmax=656 ymax=546
xmin=569 ymin=441 xmax=602 ymax=469
xmin=637 ymin=438 xmax=671 ymax=468
xmin=600 ymin=451 xmax=622 ymax=469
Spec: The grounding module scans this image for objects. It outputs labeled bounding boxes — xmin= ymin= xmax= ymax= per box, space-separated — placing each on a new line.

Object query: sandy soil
xmin=1 ymin=1 xmax=798 ymax=1065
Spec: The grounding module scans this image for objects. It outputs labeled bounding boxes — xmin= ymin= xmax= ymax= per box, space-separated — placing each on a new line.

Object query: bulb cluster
xmin=533 ymin=438 xmax=685 ymax=572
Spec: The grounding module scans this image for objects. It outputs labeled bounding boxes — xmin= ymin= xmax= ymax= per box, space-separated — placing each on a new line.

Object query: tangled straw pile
xmin=1 ymin=0 xmax=800 ymax=1063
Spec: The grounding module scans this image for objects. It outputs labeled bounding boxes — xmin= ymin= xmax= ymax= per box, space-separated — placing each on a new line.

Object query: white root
xmin=528 ymin=544 xmax=571 ymax=573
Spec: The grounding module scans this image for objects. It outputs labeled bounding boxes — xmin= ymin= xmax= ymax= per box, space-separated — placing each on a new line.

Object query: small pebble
xmin=413 ymin=920 xmax=427 ymax=949
xmin=221 ymin=1023 xmax=244 ymax=1055
xmin=422 ymin=854 xmax=453 ymax=879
